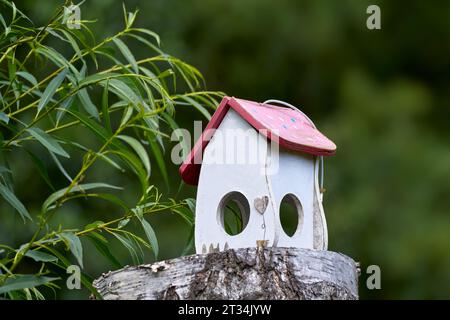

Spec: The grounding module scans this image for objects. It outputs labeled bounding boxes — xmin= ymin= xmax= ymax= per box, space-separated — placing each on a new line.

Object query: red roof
xmin=179 ymin=96 xmax=336 ymax=185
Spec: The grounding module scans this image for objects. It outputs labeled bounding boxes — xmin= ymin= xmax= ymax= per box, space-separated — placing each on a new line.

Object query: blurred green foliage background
xmin=4 ymin=0 xmax=450 ymax=299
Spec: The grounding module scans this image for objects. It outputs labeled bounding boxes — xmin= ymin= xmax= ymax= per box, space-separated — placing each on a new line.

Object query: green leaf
xmin=0 ymin=184 xmax=32 ymax=222
xmin=45 ymin=27 xmax=70 ymax=43
xmin=11 ymin=2 xmax=16 ymax=21
xmin=56 ymin=95 xmax=75 ymax=124
xmin=171 ymin=206 xmax=194 ymax=225
xmin=108 ymin=78 xmax=143 ymax=107
xmin=8 ymin=1 xmax=32 ymax=23
xmin=117 ymin=135 xmax=151 ymax=178
xmin=58 ymin=232 xmax=83 ymax=268
xmin=36 ymin=68 xmax=68 ymax=114
xmin=185 ymin=198 xmax=196 ymax=214
xmin=0 ymin=165 xmax=12 ymax=174
xmin=139 ymin=66 xmax=162 ymax=87
xmin=35 ymin=46 xmax=77 ymax=74
xmin=0 ymin=13 xmax=7 ymax=32
xmin=42 ymin=182 xmax=122 ymax=213
xmin=24 ymin=149 xmax=55 ymax=190
xmin=94 ymin=194 xmax=129 ymax=211
xmin=123 ymin=6 xmax=138 ymax=28
xmin=172 ymin=62 xmax=195 ymax=91
xmin=179 ymin=96 xmax=211 ymax=120
xmin=77 ymin=88 xmax=99 ymax=120
xmin=0 ymin=275 xmax=59 ymax=294
xmin=130 ymin=28 xmax=160 ymax=46
xmin=86 ymin=230 xmax=107 ymax=243
xmin=60 ymin=29 xmax=84 ymax=61
xmin=162 ymin=113 xmax=190 ymax=159
xmin=49 ymin=151 xmax=72 ymax=182
xmin=109 ymin=149 xmax=149 ymax=195
xmin=128 ymin=233 xmax=145 ymax=262
xmin=86 ymin=234 xmax=121 ymax=268
xmin=138 ymin=217 xmax=159 ymax=259
xmin=0 ymin=112 xmax=9 ymax=124
xmin=97 ymin=153 xmax=125 ymax=172
xmin=77 ymin=72 xmax=120 ymax=87
xmin=84 ymin=221 xmax=105 ymax=230
xmin=111 ymin=232 xmax=141 ymax=265
xmin=65 ymin=108 xmax=112 ymax=143
xmin=16 ymin=71 xmax=38 ymax=87
xmin=181 ymin=226 xmax=195 ymax=256
xmin=39 ymin=245 xmax=100 ymax=299
xmin=118 ymin=218 xmax=130 ymax=229
xmin=0 ymin=162 xmax=13 ymax=190
xmin=25 ymin=250 xmax=58 ymax=262
xmin=26 ymin=127 xmax=70 ymax=158
xmin=112 ymin=38 xmax=139 ymax=73
xmin=126 ymin=33 xmax=163 ymax=56
xmin=147 ymin=134 xmax=169 ymax=188
xmin=119 ymin=105 xmax=133 ymax=128
xmin=101 ymin=80 xmax=112 ymax=133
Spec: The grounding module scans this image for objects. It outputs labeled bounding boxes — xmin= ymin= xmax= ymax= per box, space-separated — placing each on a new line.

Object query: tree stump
xmin=93 ymin=247 xmax=359 ymax=300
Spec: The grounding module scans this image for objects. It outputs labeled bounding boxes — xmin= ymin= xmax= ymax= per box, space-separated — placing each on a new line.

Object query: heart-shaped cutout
xmin=254 ymin=196 xmax=269 ymax=214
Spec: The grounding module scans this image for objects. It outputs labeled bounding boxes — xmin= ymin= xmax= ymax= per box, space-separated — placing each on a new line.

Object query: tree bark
xmin=93 ymin=247 xmax=359 ymax=300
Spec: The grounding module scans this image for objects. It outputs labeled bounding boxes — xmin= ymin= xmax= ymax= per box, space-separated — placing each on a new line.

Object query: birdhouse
xmin=179 ymin=97 xmax=336 ymax=254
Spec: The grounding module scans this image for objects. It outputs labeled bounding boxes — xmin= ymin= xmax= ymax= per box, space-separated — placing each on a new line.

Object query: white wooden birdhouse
xmin=180 ymin=97 xmax=336 ymax=254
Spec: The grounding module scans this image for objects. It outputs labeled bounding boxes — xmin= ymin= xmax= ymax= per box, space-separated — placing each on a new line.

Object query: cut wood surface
xmin=93 ymin=247 xmax=359 ymax=300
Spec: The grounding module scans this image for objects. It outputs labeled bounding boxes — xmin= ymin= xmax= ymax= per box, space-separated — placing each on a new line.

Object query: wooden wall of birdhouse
xmin=180 ymin=97 xmax=335 ymax=254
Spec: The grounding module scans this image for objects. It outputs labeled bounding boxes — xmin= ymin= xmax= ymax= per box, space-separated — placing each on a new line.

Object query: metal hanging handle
xmin=262 ymin=99 xmax=325 ymax=196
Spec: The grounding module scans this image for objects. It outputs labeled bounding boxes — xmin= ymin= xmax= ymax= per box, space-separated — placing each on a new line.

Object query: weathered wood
xmin=93 ymin=247 xmax=358 ymax=300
